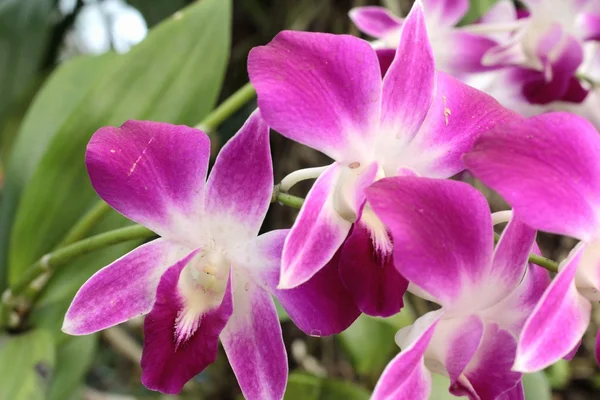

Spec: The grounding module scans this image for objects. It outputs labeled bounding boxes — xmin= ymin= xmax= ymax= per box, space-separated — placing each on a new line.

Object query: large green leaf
xmin=48 ymin=334 xmax=98 ymax=400
xmin=2 ymin=0 xmax=231 ymax=286
xmin=0 ymin=329 xmax=55 ymax=399
xmin=284 ymin=373 xmax=370 ymax=400
xmin=523 ymin=372 xmax=552 ymax=400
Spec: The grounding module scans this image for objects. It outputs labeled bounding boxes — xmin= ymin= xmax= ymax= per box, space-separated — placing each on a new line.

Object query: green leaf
xmin=337 ymin=305 xmax=415 ymax=382
xmin=0 ymin=329 xmax=55 ymax=400
xmin=460 ymin=0 xmax=498 ymax=25
xmin=48 ymin=335 xmax=98 ymax=400
xmin=523 ymin=372 xmax=552 ymax=400
xmin=1 ymin=0 xmax=231 ymax=288
xmin=284 ymin=373 xmax=370 ymax=400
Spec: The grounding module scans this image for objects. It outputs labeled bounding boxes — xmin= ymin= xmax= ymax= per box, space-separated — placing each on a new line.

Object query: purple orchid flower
xmin=247 ymin=1 xmax=514 ymax=318
xmin=365 ymin=177 xmax=549 ymax=400
xmin=464 ymin=111 xmax=600 ymax=372
xmin=349 ymin=0 xmax=499 ymax=76
xmin=62 ymin=111 xmax=360 ymax=397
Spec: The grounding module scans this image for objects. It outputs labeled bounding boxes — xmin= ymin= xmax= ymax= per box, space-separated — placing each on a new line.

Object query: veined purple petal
xmin=380 ymin=1 xmax=435 ymax=144
xmin=280 ymin=165 xmax=351 ymax=289
xmin=402 ymin=71 xmax=515 ymax=178
xmin=366 ymin=177 xmax=493 ymax=307
xmin=514 ymin=246 xmax=592 ymax=372
xmin=452 ymin=323 xmax=521 ymax=399
xmin=373 ymin=312 xmax=441 ymax=400
xmin=204 ymin=111 xmax=272 ymax=242
xmin=255 ymin=229 xmax=360 ymax=336
xmin=141 ymin=255 xmax=233 ymax=394
xmin=423 ymin=0 xmax=469 ymax=27
xmin=338 ymin=222 xmax=408 ymax=317
xmin=464 ymin=112 xmax=600 ymax=241
xmin=248 ymin=31 xmax=382 ymax=163
xmin=63 ymin=239 xmax=190 ymax=335
xmin=86 ymin=121 xmax=210 ymax=245
xmin=221 ymin=276 xmax=286 ymax=400
xmin=349 ymin=6 xmax=402 ymax=38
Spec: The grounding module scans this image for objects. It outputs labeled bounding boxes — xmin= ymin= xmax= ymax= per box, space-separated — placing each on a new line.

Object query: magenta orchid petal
xmin=451 ymin=323 xmax=521 ymax=400
xmin=349 ymin=6 xmax=402 ymax=38
xmin=581 ymin=12 xmax=600 ymax=40
xmin=221 ymin=277 xmax=287 ymax=400
xmin=280 ymin=164 xmax=352 ymax=289
xmin=423 ymin=0 xmax=469 ymax=27
xmin=141 ymin=255 xmax=233 ymax=395
xmin=204 ymin=110 xmax=272 ymax=241
xmin=465 ymin=112 xmax=600 ymax=241
xmin=248 ymin=31 xmax=381 ymax=162
xmin=515 ymin=246 xmax=592 ymax=372
xmin=376 ymin=48 xmax=396 ymax=77
xmin=86 ymin=121 xmax=210 ymax=245
xmin=498 ymin=382 xmax=525 ymax=400
xmin=62 ymin=239 xmax=190 ymax=335
xmin=372 ymin=312 xmax=441 ymax=400
xmin=436 ymin=31 xmax=498 ymax=74
xmin=380 ymin=1 xmax=435 ymax=143
xmin=366 ymin=177 xmax=493 ymax=306
xmin=406 ymin=71 xmax=515 ymax=178
xmin=338 ymin=222 xmax=408 ymax=317
xmin=255 ymin=229 xmax=360 ymax=336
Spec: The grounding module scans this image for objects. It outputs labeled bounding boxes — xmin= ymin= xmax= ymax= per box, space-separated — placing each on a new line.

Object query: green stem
xmin=494 ymin=232 xmax=559 ymax=273
xmin=275 ymin=192 xmax=304 ymax=209
xmin=195 ymin=82 xmax=256 ymax=132
xmin=59 ymin=201 xmax=112 ymax=247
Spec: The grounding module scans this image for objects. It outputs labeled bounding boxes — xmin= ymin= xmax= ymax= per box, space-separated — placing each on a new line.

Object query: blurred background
xmin=0 ymin=0 xmax=596 ymax=398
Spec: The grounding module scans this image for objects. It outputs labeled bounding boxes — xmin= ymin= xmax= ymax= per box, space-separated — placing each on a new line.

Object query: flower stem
xmin=276 ymin=192 xmax=305 ymax=209
xmin=493 ymin=232 xmax=559 ymax=273
xmin=195 ymin=82 xmax=257 ymax=132
xmin=59 ymin=201 xmax=112 ymax=247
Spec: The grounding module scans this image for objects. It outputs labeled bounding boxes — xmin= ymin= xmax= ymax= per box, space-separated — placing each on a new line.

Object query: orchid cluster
xmin=60 ymin=1 xmax=600 ymax=399
xmin=351 ymin=0 xmax=600 ymax=127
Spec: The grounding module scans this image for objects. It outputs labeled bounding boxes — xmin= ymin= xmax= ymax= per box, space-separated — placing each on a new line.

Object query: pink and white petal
xmin=380 ymin=1 xmax=435 ymax=143
xmin=63 ymin=239 xmax=190 ymax=335
xmin=221 ymin=276 xmax=287 ymax=400
xmin=280 ymin=164 xmax=352 ymax=289
xmin=575 ymin=240 xmax=600 ymax=299
xmin=366 ymin=177 xmax=494 ymax=307
xmin=423 ymin=0 xmax=469 ymax=27
xmin=141 ymin=256 xmax=233 ymax=394
xmin=514 ymin=247 xmax=592 ymax=372
xmin=349 ymin=6 xmax=403 ymax=38
xmin=452 ymin=323 xmax=521 ymax=399
xmin=435 ymin=31 xmax=498 ymax=74
xmin=580 ymin=13 xmax=600 ymax=41
xmin=480 ymin=0 xmax=517 ymax=25
xmin=464 ymin=112 xmax=600 ymax=241
xmin=204 ymin=111 xmax=272 ymax=242
xmin=338 ymin=223 xmax=408 ymax=317
xmin=248 ymin=31 xmax=381 ymax=163
xmin=401 ymin=71 xmax=515 ymax=179
xmin=373 ymin=312 xmax=441 ymax=400
xmin=254 ymin=229 xmax=360 ymax=336
xmin=86 ymin=121 xmax=210 ymax=244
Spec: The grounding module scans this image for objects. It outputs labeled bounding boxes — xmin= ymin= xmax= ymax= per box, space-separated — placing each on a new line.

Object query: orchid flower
xmin=464 ymin=111 xmax=600 ymax=372
xmin=248 ymin=1 xmax=513 ymax=317
xmin=365 ymin=177 xmax=549 ymax=400
xmin=349 ymin=0 xmax=499 ymax=76
xmin=62 ymin=111 xmax=359 ymax=397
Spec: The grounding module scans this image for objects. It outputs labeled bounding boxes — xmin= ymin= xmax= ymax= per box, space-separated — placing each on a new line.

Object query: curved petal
xmin=464 ymin=112 xmax=600 ymax=241
xmin=338 ymin=223 xmax=408 ymax=317
xmin=62 ymin=239 xmax=190 ymax=335
xmin=280 ymin=165 xmax=352 ymax=288
xmin=399 ymin=72 xmax=515 ymax=179
xmin=373 ymin=311 xmax=441 ymax=400
xmin=423 ymin=0 xmax=469 ymax=27
xmin=221 ymin=277 xmax=287 ymax=400
xmin=86 ymin=121 xmax=210 ymax=245
xmin=434 ymin=31 xmax=498 ymax=74
xmin=349 ymin=6 xmax=402 ymax=38
xmin=451 ymin=323 xmax=521 ymax=399
xmin=141 ymin=255 xmax=233 ymax=394
xmin=514 ymin=246 xmax=592 ymax=372
xmin=581 ymin=12 xmax=600 ymax=41
xmin=254 ymin=229 xmax=360 ymax=336
xmin=248 ymin=31 xmax=381 ymax=163
xmin=204 ymin=111 xmax=272 ymax=242
xmin=575 ymin=240 xmax=600 ymax=299
xmin=366 ymin=177 xmax=494 ymax=307
xmin=380 ymin=1 xmax=435 ymax=144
